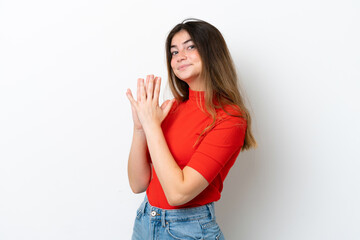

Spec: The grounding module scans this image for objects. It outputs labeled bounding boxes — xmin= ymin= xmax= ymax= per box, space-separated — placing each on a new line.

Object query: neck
xmin=188 ymin=78 xmax=205 ymax=91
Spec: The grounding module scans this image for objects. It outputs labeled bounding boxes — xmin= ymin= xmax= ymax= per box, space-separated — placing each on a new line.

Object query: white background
xmin=1 ymin=0 xmax=359 ymax=239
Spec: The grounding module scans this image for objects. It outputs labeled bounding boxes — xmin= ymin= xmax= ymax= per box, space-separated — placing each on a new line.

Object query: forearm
xmin=144 ymin=123 xmax=188 ymax=205
xmin=126 ymin=75 xmax=207 ymax=204
xmin=127 ymin=129 xmax=151 ymax=193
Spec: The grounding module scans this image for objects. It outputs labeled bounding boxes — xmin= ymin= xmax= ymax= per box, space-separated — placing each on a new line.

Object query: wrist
xmin=133 ymin=127 xmax=144 ymax=133
xmin=142 ymin=121 xmax=161 ymax=135
xmin=133 ymin=127 xmax=146 ymax=138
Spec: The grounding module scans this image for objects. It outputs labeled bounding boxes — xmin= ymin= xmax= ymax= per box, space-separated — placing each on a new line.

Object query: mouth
xmin=178 ymin=64 xmax=191 ymax=71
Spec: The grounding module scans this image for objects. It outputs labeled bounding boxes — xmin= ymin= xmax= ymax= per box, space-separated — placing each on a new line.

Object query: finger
xmin=145 ymin=75 xmax=150 ymax=94
xmin=153 ymin=77 xmax=161 ymax=105
xmin=137 ymin=78 xmax=142 ymax=102
xmin=146 ymin=75 xmax=150 ymax=86
xmin=126 ymin=89 xmax=137 ymax=106
xmin=147 ymin=75 xmax=155 ymax=101
xmin=160 ymin=99 xmax=170 ymax=111
xmin=163 ymin=98 xmax=175 ymax=117
xmin=139 ymin=78 xmax=146 ymax=102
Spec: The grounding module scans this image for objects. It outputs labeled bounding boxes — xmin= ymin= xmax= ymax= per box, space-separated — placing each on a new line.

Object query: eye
xmin=188 ymin=45 xmax=196 ymax=50
xmin=171 ymin=51 xmax=178 ymax=56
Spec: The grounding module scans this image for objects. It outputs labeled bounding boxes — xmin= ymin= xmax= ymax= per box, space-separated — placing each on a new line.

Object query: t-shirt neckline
xmin=188 ymin=88 xmax=205 ymax=101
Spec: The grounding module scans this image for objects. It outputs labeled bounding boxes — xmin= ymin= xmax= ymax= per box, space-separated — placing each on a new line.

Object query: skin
xmin=170 ymin=30 xmax=205 ymax=91
xmin=126 ymin=30 xmax=209 ymax=206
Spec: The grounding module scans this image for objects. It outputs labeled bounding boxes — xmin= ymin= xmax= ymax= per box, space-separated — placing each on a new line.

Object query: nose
xmin=177 ymin=50 xmax=187 ymax=62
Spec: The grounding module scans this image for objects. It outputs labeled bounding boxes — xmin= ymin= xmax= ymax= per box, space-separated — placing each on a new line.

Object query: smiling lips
xmin=177 ymin=64 xmax=191 ymax=71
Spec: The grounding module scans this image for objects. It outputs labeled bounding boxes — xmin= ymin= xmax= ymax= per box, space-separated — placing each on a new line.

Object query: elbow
xmin=128 ymin=175 xmax=150 ymax=194
xmin=167 ymin=193 xmax=190 ymax=207
xmin=129 ymin=182 xmax=148 ymax=194
xmin=168 ymin=199 xmax=181 ymax=207
xmin=131 ymin=187 xmax=146 ymax=194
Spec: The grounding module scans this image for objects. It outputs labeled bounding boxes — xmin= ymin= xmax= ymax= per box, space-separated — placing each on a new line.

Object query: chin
xmin=175 ymin=72 xmax=199 ymax=82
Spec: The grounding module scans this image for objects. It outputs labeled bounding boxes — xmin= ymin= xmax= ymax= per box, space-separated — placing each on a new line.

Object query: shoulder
xmin=198 ymin=105 xmax=247 ymax=145
xmin=197 ymin=107 xmax=246 ymax=150
xmin=215 ymin=104 xmax=247 ymax=129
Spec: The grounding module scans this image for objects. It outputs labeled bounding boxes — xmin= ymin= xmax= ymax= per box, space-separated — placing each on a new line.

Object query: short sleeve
xmin=187 ymin=117 xmax=247 ymax=183
xmin=186 ymin=117 xmax=247 ymax=183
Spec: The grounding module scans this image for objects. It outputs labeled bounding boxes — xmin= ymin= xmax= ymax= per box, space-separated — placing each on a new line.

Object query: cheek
xmin=170 ymin=59 xmax=177 ymax=71
xmin=196 ymin=54 xmax=202 ymax=64
xmin=190 ymin=52 xmax=201 ymax=64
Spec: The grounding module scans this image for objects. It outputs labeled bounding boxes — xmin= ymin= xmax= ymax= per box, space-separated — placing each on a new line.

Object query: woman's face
xmin=170 ymin=30 xmax=204 ymax=90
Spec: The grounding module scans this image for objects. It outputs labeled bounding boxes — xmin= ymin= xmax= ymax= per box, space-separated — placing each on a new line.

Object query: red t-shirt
xmin=146 ymin=88 xmax=247 ymax=209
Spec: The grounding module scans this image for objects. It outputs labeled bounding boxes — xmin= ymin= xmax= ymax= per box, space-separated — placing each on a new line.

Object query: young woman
xmin=126 ymin=19 xmax=256 ymax=240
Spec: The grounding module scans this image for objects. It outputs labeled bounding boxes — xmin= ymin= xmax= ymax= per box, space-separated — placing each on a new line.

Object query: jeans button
xmin=151 ymin=211 xmax=157 ymax=217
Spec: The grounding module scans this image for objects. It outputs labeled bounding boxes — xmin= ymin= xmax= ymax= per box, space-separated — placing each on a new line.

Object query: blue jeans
xmin=131 ymin=195 xmax=225 ymax=240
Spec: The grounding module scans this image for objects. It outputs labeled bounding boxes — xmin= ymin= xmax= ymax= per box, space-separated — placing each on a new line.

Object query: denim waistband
xmin=138 ymin=195 xmax=216 ymax=227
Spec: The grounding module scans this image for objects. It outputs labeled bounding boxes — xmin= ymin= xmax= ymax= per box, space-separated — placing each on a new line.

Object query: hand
xmin=126 ymin=77 xmax=146 ymax=131
xmin=127 ymin=75 xmax=160 ymax=131
xmin=126 ymin=75 xmax=175 ymax=132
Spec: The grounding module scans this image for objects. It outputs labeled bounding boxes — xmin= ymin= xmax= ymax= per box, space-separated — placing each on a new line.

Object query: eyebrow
xmin=170 ymin=39 xmax=193 ymax=49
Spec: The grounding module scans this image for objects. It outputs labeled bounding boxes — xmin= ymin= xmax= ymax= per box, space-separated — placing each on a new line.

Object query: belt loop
xmin=161 ymin=209 xmax=166 ymax=227
xmin=207 ymin=202 xmax=216 ymax=220
xmin=139 ymin=195 xmax=148 ymax=214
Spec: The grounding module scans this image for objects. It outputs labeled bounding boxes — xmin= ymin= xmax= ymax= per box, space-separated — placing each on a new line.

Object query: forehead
xmin=171 ymin=30 xmax=192 ymax=46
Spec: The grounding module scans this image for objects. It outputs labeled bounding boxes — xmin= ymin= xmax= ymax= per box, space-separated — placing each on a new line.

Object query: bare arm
xmin=126 ymin=77 xmax=152 ymax=193
xmin=144 ymin=123 xmax=209 ymax=206
xmin=126 ymin=75 xmax=209 ymax=206
xmin=127 ymin=129 xmax=151 ymax=193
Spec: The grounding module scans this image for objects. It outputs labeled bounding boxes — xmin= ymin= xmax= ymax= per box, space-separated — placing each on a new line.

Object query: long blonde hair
xmin=165 ymin=19 xmax=257 ymax=150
